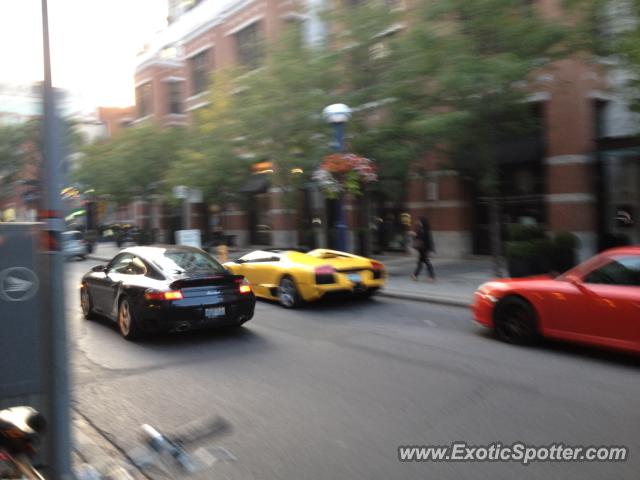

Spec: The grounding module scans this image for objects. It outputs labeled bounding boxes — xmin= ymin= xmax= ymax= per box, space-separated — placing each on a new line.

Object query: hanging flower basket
xmin=313 ymin=153 xmax=377 ymax=198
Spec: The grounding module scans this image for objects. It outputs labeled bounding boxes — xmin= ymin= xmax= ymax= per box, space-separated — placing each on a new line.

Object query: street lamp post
xmin=322 ymin=104 xmax=351 ymax=252
xmin=40 ymin=0 xmax=73 ymax=477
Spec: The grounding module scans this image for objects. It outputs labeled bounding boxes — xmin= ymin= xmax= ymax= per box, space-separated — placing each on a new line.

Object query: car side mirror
xmin=91 ymin=265 xmax=106 ymax=273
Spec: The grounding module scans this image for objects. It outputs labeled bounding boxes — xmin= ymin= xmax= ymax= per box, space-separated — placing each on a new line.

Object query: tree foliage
xmin=73 ymin=0 xmax=591 ymax=221
xmin=165 ymin=71 xmax=248 ymax=204
xmin=385 ymin=0 xmax=572 ymax=192
xmin=0 ymin=120 xmax=41 ymax=202
xmin=601 ymin=0 xmax=640 ymax=112
xmin=166 ymin=25 xmax=340 ymax=206
xmin=74 ymin=123 xmax=183 ymax=203
xmin=0 ymin=122 xmax=35 ymax=178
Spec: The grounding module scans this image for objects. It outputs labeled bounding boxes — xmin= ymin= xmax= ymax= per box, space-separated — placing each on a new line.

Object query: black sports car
xmin=80 ymin=245 xmax=256 ymax=340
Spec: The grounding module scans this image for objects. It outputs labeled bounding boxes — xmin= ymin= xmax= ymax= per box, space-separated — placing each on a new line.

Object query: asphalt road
xmin=66 ymin=259 xmax=640 ymax=480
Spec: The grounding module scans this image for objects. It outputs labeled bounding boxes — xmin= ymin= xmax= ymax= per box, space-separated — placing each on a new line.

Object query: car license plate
xmin=205 ymin=307 xmax=225 ymax=319
xmin=348 ymin=273 xmax=361 ymax=283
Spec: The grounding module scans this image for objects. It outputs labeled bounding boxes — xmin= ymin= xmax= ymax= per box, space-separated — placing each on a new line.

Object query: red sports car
xmin=472 ymin=247 xmax=640 ymax=353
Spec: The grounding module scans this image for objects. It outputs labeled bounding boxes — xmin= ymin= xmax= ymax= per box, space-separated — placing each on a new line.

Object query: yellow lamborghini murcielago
xmin=224 ymin=249 xmax=386 ymax=308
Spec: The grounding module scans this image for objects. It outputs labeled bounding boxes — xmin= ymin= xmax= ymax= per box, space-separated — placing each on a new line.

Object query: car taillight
xmin=144 ymin=290 xmax=184 ymax=301
xmin=371 ymin=261 xmax=384 ymax=279
xmin=315 ymin=265 xmax=336 ymax=284
xmin=236 ymin=277 xmax=252 ymax=294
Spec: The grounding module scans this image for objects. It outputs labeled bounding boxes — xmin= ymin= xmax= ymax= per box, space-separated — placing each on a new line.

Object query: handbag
xmin=412 ymin=237 xmax=425 ymax=249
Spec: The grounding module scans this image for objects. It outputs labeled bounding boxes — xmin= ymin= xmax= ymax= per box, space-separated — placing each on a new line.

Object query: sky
xmin=0 ymin=0 xmax=168 ymax=113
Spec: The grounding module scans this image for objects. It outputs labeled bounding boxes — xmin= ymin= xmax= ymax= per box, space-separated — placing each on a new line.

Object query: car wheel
xmin=80 ymin=284 xmax=95 ymax=320
xmin=118 ymin=297 xmax=142 ymax=340
xmin=494 ymin=296 xmax=538 ymax=345
xmin=278 ymin=276 xmax=301 ymax=308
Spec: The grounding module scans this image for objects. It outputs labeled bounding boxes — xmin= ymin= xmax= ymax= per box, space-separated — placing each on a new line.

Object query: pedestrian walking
xmin=410 ymin=217 xmax=436 ymax=281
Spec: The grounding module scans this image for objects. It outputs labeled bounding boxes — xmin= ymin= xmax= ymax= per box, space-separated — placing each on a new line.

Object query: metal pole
xmin=332 ymin=123 xmax=348 ymax=251
xmin=41 ymin=0 xmax=73 ymax=477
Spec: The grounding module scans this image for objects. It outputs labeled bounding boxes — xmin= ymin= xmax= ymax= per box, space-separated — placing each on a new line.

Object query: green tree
xmin=231 ymin=26 xmax=338 ymax=196
xmin=166 ymin=71 xmax=249 ymax=205
xmin=0 ymin=123 xmax=29 ymax=197
xmin=326 ymin=2 xmax=411 ymax=202
xmin=75 ymin=122 xmax=184 ymax=239
xmin=76 ymin=123 xmax=183 ymax=200
xmin=171 ymin=25 xmax=339 ymax=215
xmin=601 ymin=0 xmax=640 ymax=111
xmin=382 ymin=0 xmax=574 ymax=274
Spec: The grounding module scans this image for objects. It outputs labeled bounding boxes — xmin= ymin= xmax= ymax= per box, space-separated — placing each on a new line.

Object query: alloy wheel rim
xmin=501 ymin=306 xmax=528 ymax=341
xmin=81 ymin=288 xmax=90 ymax=316
xmin=280 ymin=279 xmax=295 ymax=307
xmin=119 ymin=301 xmax=131 ymax=336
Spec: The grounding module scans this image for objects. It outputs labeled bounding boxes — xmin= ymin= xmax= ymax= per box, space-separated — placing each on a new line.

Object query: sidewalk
xmin=372 ymin=253 xmax=494 ymax=307
xmin=73 ymin=410 xmax=144 ymax=479
xmin=87 ymin=243 xmax=496 ymax=308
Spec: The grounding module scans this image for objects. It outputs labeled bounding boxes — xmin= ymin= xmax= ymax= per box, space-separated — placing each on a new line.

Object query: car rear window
xmin=150 ymin=249 xmax=226 ymax=275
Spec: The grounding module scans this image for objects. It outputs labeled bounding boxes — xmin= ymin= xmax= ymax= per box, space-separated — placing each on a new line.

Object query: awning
xmin=239 ymin=174 xmax=270 ymax=194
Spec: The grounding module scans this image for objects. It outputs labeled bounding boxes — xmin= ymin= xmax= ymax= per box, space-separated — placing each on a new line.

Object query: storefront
xmin=598 ymin=145 xmax=640 ymax=248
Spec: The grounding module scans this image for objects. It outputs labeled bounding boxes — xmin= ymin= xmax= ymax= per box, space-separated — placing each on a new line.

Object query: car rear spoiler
xmin=170 ymin=275 xmax=236 ymax=290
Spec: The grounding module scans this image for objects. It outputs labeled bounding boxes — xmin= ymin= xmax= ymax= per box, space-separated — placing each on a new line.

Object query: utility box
xmin=0 ymin=223 xmax=44 ymax=411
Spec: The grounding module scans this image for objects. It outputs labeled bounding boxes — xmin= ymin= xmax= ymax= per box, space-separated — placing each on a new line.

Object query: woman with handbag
xmin=410 ymin=217 xmax=436 ymax=281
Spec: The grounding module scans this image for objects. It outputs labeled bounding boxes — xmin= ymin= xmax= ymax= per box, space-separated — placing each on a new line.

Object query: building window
xmin=135 ymin=82 xmax=152 ymax=118
xmin=190 ymin=49 xmax=211 ymax=96
xmin=235 ymin=22 xmax=264 ymax=70
xmin=168 ymin=81 xmax=183 ymax=114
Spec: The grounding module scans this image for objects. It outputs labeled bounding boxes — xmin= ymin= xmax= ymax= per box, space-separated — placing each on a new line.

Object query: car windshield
xmin=149 ymin=249 xmax=226 ymax=275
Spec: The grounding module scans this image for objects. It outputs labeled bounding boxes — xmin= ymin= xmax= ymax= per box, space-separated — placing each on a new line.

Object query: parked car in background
xmin=225 ymin=248 xmax=386 ymax=308
xmin=80 ymin=245 xmax=256 ymax=340
xmin=473 ymin=246 xmax=640 ymax=354
xmin=61 ymin=230 xmax=88 ymax=260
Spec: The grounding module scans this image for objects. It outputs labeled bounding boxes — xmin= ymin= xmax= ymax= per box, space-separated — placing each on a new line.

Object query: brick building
xmin=131 ymin=0 xmax=640 ymax=258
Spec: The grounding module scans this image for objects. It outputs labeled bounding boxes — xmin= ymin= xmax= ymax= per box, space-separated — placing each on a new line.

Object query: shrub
xmin=554 ymin=231 xmax=580 ymax=251
xmin=507 ymin=224 xmax=546 ymax=242
xmin=505 ymin=240 xmax=536 ymax=258
xmin=552 ymin=232 xmax=579 ymax=273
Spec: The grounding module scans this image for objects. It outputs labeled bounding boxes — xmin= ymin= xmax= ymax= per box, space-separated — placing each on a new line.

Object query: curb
xmin=73 ymin=410 xmax=148 ymax=480
xmin=378 ymin=290 xmax=470 ymax=308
